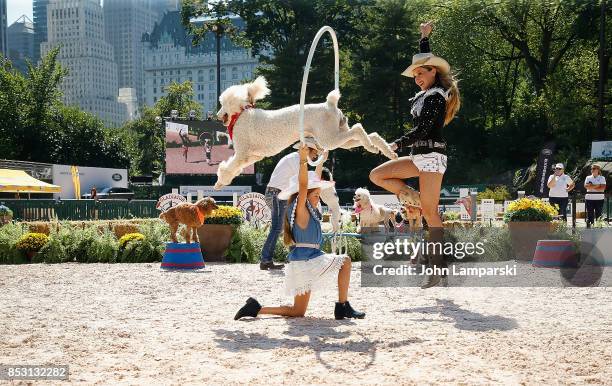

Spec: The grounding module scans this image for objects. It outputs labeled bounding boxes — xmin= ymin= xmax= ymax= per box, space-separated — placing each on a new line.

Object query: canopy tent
xmin=0 ymin=168 xmax=61 ymax=193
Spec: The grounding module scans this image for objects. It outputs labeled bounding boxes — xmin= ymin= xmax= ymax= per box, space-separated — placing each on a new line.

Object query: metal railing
xmin=1 ymin=199 xmax=159 ymax=221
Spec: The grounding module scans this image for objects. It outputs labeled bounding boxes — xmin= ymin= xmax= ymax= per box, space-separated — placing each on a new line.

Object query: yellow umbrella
xmin=0 ymin=169 xmax=61 ymax=193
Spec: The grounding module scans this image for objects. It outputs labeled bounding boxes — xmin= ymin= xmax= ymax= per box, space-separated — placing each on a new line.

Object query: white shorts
xmin=411 ymin=152 xmax=447 ymax=173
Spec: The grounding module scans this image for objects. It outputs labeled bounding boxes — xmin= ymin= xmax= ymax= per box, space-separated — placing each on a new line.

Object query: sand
xmin=1 ymin=262 xmax=611 ymax=385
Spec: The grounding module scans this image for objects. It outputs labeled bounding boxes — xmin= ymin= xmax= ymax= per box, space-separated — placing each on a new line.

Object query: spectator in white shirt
xmin=260 ymin=137 xmax=322 ymax=270
xmin=584 ymin=164 xmax=606 ymax=228
xmin=547 ymin=163 xmax=575 ymax=222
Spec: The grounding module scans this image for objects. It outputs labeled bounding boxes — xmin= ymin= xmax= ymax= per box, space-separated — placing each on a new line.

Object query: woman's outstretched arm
xmin=295 ymin=145 xmax=311 ymax=229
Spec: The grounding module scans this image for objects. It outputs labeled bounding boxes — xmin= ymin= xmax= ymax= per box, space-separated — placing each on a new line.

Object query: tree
xmin=154 ymin=81 xmax=202 ymax=119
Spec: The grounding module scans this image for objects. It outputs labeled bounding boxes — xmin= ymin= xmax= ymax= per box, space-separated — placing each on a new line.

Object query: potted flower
xmin=198 ymin=205 xmax=243 ymax=261
xmin=15 ymin=232 xmax=50 ymax=262
xmin=0 ymin=205 xmax=13 ymax=225
xmin=504 ymin=197 xmax=558 ymax=261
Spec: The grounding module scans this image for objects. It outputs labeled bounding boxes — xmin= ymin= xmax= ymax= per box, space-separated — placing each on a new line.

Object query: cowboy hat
xmin=278 ymin=171 xmax=335 ymax=200
xmin=292 ymin=136 xmax=323 ymax=151
xmin=402 ymin=53 xmax=450 ymax=78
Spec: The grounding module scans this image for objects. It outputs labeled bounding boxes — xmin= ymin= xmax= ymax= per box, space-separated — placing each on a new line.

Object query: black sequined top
xmin=394 ymin=37 xmax=448 ymax=156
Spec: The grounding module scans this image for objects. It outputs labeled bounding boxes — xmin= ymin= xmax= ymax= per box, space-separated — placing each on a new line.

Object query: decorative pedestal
xmin=161 ymin=242 xmax=205 ymax=270
xmin=532 ymin=240 xmax=577 ymax=268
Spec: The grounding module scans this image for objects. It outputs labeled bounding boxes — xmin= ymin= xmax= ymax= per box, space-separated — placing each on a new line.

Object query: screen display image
xmin=165 ymin=119 xmax=255 ymax=175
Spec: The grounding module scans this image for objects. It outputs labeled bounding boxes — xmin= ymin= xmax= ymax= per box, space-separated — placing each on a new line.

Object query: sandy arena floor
xmin=1 ymin=263 xmax=611 ymax=385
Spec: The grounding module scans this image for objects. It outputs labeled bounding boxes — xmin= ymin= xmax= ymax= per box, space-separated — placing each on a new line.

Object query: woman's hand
xmin=420 ymin=21 xmax=433 ymax=38
xmin=298 ymin=144 xmax=310 ymax=162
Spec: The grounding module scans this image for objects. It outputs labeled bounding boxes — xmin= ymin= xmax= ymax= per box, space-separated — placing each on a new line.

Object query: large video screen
xmin=165 ymin=119 xmax=255 ymax=175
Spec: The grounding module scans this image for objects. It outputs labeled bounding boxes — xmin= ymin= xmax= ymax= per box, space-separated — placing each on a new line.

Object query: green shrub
xmin=87 ymin=228 xmax=119 ymax=263
xmin=227 ymin=223 xmax=288 ymax=263
xmin=477 ymin=186 xmax=512 ymax=203
xmin=37 ymin=232 xmax=66 ymax=264
xmin=0 ymin=223 xmax=28 ymax=264
xmin=442 ymin=211 xmax=461 ymax=221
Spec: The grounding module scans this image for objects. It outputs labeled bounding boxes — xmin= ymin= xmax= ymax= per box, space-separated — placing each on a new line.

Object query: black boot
xmin=260 ymin=261 xmax=285 ymax=270
xmin=334 ymin=301 xmax=366 ymax=320
xmin=234 ymin=297 xmax=262 ymax=320
xmin=421 ymin=227 xmax=445 ymax=289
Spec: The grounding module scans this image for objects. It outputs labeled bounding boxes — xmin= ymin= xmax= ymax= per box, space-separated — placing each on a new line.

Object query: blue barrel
xmin=161 ymin=242 xmax=205 ymax=270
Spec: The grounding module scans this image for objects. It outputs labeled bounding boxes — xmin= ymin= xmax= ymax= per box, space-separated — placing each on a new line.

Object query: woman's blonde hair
xmin=282 ymin=193 xmax=297 ymax=246
xmin=437 ymin=70 xmax=460 ymax=126
xmin=422 ymin=65 xmax=461 ymax=126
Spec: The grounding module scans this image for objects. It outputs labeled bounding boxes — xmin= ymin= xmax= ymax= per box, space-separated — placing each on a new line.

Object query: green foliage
xmin=445 ymin=225 xmax=513 ymax=262
xmin=442 ymin=211 xmax=461 ymax=221
xmin=477 ymin=186 xmax=512 ymax=203
xmin=0 ymin=223 xmax=28 ymax=264
xmin=0 ymin=49 xmax=130 ymax=168
xmin=36 ymin=229 xmax=66 ymax=264
xmin=227 ymin=223 xmax=288 ymax=263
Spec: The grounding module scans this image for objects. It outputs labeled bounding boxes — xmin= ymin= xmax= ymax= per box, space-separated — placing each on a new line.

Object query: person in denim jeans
xmin=260 ymin=138 xmax=322 ymax=270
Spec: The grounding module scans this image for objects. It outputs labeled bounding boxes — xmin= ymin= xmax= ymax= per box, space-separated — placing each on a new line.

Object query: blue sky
xmin=7 ymin=0 xmax=33 ymax=25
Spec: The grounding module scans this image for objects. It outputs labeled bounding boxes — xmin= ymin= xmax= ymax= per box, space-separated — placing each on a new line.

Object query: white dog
xmin=214 ymin=77 xmax=398 ymax=189
xmin=353 ymin=188 xmax=398 ymax=232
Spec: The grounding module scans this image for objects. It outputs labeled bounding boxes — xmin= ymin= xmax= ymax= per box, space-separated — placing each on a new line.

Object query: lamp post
xmin=211 ymin=23 xmax=223 ymax=112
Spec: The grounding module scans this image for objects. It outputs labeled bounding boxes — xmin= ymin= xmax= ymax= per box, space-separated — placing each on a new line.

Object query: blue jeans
xmin=261 ymin=187 xmax=287 ymax=262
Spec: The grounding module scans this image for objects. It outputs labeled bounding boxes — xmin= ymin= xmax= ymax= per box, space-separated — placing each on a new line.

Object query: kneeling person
xmin=235 ymin=145 xmax=365 ymax=320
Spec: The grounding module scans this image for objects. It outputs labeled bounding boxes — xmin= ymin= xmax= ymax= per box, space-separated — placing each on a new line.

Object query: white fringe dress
xmin=284 ymin=200 xmax=348 ymax=297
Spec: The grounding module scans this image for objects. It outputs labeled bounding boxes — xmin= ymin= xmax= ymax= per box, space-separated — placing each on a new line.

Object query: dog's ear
xmin=247 ymin=76 xmax=270 ymax=104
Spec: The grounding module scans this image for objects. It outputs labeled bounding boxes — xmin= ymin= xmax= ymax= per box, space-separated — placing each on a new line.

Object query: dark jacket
xmin=394 ymin=37 xmax=448 ymax=156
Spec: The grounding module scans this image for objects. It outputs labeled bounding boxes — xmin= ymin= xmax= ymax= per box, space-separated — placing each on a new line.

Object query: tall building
xmin=103 ymin=0 xmax=157 ymax=109
xmin=150 ymin=0 xmax=179 ymax=18
xmin=7 ymin=15 xmax=35 ymax=74
xmin=0 ymin=0 xmax=7 ymax=57
xmin=41 ymin=0 xmax=127 ymax=127
xmin=141 ymin=12 xmax=259 ymax=114
xmin=33 ymin=0 xmax=50 ymax=62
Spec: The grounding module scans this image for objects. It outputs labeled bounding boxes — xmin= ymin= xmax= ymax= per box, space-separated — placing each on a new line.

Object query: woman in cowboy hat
xmin=235 ymin=144 xmax=365 ymax=320
xmin=369 ymin=21 xmax=460 ymax=288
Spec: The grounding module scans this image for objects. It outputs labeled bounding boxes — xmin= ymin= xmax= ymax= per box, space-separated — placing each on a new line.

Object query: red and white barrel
xmin=532 ymin=240 xmax=577 ymax=268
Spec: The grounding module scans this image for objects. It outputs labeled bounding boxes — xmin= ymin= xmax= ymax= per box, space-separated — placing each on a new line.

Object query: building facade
xmin=141 ymin=11 xmax=260 ymax=115
xmin=0 ymin=0 xmax=7 ymax=57
xmin=41 ymin=0 xmax=127 ymax=127
xmin=7 ymin=15 xmax=35 ymax=74
xmin=32 ymin=0 xmax=49 ymax=62
xmin=103 ymin=0 xmax=157 ymax=108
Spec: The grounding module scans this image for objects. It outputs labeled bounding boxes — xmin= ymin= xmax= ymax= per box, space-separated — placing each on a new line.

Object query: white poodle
xmin=214 ymin=77 xmax=398 ymax=189
xmin=353 ymin=188 xmax=398 ymax=233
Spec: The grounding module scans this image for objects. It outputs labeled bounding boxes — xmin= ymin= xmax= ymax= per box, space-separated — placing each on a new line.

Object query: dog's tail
xmin=326 ymin=89 xmax=341 ymax=108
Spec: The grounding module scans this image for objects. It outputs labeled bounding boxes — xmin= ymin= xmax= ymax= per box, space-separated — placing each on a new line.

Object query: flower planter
xmin=26 ymin=250 xmax=37 ymax=262
xmin=508 ymin=221 xmax=553 ymax=261
xmin=197 ymin=224 xmax=234 ymax=262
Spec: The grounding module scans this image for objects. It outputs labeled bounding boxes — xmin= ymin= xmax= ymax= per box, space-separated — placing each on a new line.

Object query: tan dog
xmin=400 ymin=205 xmax=423 ymax=232
xmin=159 ymin=197 xmax=218 ymax=243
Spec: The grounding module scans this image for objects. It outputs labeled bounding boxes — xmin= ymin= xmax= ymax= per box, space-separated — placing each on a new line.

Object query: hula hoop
xmin=299 ymin=26 xmax=340 ymax=167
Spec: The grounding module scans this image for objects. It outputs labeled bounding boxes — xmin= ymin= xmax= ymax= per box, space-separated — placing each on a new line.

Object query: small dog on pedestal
xmin=159 ymin=197 xmax=218 ymax=243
